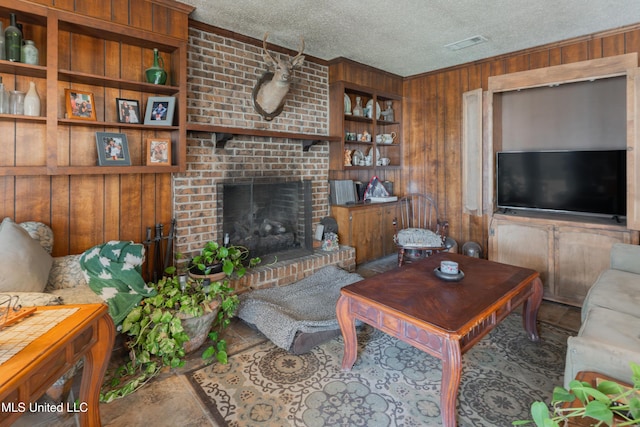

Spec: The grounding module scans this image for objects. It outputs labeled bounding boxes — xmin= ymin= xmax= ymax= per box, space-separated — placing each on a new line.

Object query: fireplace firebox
xmin=220 ymin=179 xmax=313 ymax=261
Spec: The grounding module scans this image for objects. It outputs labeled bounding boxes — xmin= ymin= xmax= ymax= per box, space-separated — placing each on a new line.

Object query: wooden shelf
xmin=0 ymin=61 xmax=46 ymax=78
xmin=0 ymin=114 xmax=46 ymax=122
xmin=58 ymin=70 xmax=179 ymax=94
xmin=0 ymin=166 xmax=48 ymax=176
xmin=345 ymin=115 xmax=372 ymax=123
xmin=186 ymin=123 xmax=340 ymax=151
xmin=55 ymin=165 xmax=180 ymax=175
xmin=58 ymin=118 xmax=178 ymax=130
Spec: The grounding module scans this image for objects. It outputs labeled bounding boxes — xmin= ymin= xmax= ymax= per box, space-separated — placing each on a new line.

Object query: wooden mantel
xmin=186 ymin=123 xmax=340 ymax=151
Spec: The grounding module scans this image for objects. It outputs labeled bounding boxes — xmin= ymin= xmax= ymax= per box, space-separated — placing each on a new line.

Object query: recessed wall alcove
xmin=483 ymin=53 xmax=640 ymax=307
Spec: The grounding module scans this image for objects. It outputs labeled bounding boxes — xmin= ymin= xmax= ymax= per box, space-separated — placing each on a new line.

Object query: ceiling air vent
xmin=445 ymin=35 xmax=488 ymax=51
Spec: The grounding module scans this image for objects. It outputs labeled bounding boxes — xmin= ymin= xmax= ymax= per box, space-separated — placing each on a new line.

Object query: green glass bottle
xmin=145 ymin=48 xmax=167 ymax=85
xmin=5 ymin=13 xmax=22 ymax=62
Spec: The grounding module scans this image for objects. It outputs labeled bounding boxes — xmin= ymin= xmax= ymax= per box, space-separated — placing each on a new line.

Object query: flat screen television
xmin=496 ymin=150 xmax=626 ymax=218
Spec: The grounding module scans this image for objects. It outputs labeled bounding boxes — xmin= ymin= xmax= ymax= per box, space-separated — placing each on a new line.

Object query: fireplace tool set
xmin=143 ymin=218 xmax=176 ymax=282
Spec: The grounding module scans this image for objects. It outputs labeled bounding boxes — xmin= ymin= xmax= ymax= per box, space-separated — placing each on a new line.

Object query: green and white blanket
xmin=80 ymin=240 xmax=156 ymax=326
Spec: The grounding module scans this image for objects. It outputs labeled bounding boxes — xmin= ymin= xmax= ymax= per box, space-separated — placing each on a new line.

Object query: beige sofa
xmin=0 ymin=218 xmax=103 ymax=307
xmin=564 ymin=243 xmax=640 ymax=387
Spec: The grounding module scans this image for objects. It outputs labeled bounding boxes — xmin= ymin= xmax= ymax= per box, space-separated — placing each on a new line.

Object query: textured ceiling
xmin=181 ymin=0 xmax=640 ymax=77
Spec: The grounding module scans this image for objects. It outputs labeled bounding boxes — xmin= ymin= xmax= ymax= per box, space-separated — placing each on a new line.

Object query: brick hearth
xmin=233 ymin=246 xmax=356 ymax=293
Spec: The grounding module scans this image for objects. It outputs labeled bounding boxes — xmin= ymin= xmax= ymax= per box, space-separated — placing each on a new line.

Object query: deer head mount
xmin=252 ymin=33 xmax=305 ymax=121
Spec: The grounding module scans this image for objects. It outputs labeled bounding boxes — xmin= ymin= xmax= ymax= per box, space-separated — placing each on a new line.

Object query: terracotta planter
xmin=178 ymin=300 xmax=221 ymax=353
xmin=188 ymin=270 xmax=226 ymax=282
xmin=188 ymin=262 xmax=226 ymax=283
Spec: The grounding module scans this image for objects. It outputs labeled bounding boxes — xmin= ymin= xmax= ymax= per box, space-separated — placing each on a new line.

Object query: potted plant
xmin=100 ymin=273 xmax=241 ymax=403
xmin=514 ymin=362 xmax=640 ymax=427
xmin=189 ymin=240 xmax=260 ymax=279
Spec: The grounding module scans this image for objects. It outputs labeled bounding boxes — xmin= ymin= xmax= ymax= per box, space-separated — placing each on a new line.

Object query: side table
xmin=0 ymin=304 xmax=115 ymax=426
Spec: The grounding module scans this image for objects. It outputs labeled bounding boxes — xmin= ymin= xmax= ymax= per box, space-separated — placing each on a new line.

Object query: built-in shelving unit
xmin=0 ymin=1 xmax=187 ymax=175
xmin=329 ymin=81 xmax=402 ymax=175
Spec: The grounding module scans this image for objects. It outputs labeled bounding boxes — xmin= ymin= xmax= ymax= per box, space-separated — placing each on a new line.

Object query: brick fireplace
xmin=172 ymin=24 xmax=355 ymax=292
xmin=220 ymin=178 xmax=313 ymax=260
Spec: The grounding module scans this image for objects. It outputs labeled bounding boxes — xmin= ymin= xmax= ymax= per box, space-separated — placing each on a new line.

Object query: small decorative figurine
xmin=352 ymin=96 xmax=364 ymax=117
xmin=321 ymin=232 xmax=339 ymax=251
xmin=344 ymin=149 xmax=352 ymax=166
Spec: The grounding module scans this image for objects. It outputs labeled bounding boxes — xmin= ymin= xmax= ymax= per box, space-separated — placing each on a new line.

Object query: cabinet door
xmin=381 ymin=203 xmax=397 ymax=256
xmin=331 ymin=206 xmax=353 ymax=247
xmin=351 ymin=207 xmax=384 ymax=264
xmin=489 ymin=219 xmax=554 ymax=297
xmin=554 ymin=226 xmax=634 ymax=306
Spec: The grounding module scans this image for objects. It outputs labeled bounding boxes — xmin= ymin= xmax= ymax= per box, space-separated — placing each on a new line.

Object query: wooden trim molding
xmin=488 ymin=53 xmax=638 ymax=93
xmin=626 ymin=67 xmax=640 ymax=230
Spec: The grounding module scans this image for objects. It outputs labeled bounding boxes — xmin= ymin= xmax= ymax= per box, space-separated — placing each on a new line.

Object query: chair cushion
xmin=395 ymin=228 xmax=444 ymax=248
xmin=0 ymin=218 xmax=53 ymax=293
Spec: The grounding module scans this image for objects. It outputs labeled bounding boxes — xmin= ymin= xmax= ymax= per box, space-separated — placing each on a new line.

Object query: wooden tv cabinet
xmin=488 ymin=212 xmax=639 ymax=307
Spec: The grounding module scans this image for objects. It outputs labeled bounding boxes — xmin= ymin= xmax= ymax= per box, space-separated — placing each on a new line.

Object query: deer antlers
xmin=262 ymin=33 xmax=304 ymax=63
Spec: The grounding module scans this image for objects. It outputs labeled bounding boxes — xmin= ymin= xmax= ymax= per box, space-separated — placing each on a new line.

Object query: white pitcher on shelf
xmin=382 ymin=132 xmax=396 ymax=144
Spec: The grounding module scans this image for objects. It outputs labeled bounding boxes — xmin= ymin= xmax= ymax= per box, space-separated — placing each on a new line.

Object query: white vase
xmin=23 ymin=81 xmax=40 ymax=117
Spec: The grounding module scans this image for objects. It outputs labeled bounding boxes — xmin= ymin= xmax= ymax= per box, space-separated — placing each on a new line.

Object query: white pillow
xmin=0 ymin=218 xmax=53 ymax=293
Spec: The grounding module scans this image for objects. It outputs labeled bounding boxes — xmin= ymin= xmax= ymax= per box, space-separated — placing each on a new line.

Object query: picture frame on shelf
xmin=143 ymin=96 xmax=175 ymax=126
xmin=95 ymin=132 xmax=131 ymax=166
xmin=146 ymin=138 xmax=171 ymax=166
xmin=116 ymin=98 xmax=141 ymax=124
xmin=65 ymin=89 xmax=96 ymax=121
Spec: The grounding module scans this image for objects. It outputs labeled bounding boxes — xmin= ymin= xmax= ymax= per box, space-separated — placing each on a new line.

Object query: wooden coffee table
xmin=336 ymin=252 xmax=543 ymax=427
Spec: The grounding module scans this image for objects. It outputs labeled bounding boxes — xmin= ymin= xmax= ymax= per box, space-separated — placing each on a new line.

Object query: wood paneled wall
xmin=0 ymin=0 xmax=191 ymax=258
xmin=402 ymin=24 xmax=640 ymax=255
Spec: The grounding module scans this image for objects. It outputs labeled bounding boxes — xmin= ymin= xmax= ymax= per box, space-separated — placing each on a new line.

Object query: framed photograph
xmin=144 ymin=96 xmax=175 ymax=126
xmin=65 ymin=89 xmax=96 ymax=121
xmin=116 ymin=98 xmax=141 ymax=124
xmin=95 ymin=132 xmax=131 ymax=166
xmin=146 ymin=138 xmax=171 ymax=166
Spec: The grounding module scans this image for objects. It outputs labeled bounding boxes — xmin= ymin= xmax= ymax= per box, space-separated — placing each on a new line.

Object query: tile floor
xmin=12 ymin=254 xmax=582 ymax=426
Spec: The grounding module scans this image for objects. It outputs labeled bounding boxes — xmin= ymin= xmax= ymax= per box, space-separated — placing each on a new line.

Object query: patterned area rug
xmin=187 ymin=314 xmax=570 ymax=427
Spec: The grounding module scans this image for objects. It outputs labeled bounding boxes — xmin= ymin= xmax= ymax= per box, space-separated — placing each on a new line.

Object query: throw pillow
xmin=46 ymin=254 xmax=86 ymax=291
xmin=0 ymin=217 xmax=53 ymax=293
xmin=19 ymin=221 xmax=54 ymax=254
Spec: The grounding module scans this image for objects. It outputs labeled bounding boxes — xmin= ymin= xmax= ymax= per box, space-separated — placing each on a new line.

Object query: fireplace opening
xmin=220 ymin=179 xmax=313 ymax=262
